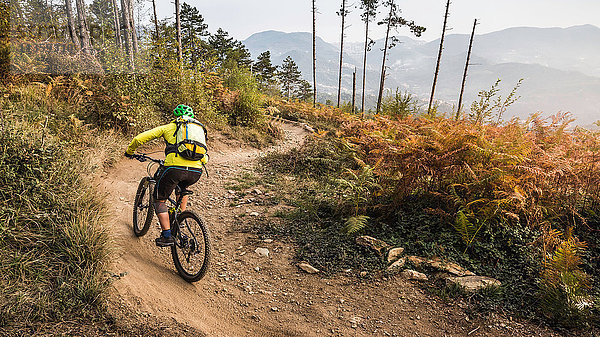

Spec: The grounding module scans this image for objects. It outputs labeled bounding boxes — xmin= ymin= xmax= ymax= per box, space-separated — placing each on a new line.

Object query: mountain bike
xmin=130 ymin=153 xmax=211 ymax=282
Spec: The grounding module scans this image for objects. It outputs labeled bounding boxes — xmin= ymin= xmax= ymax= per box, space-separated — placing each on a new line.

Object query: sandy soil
xmin=98 ymin=121 xmax=562 ymax=337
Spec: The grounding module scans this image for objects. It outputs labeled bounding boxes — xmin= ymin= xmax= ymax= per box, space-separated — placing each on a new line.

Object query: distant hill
xmin=243 ymin=25 xmax=600 ymax=125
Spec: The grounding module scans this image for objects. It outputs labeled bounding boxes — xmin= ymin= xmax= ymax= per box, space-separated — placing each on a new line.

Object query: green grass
xmin=0 ymin=94 xmax=113 ymax=330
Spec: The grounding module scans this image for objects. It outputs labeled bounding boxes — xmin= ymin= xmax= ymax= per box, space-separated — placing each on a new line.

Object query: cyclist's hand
xmin=124 ymin=152 xmax=134 ymax=159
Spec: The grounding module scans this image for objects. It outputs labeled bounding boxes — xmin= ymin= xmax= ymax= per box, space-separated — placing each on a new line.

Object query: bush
xmin=380 ymin=89 xmax=420 ymax=119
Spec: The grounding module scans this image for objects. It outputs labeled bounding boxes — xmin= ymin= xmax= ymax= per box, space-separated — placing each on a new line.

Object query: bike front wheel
xmin=171 ymin=211 xmax=211 ymax=282
xmin=133 ymin=177 xmax=154 ymax=237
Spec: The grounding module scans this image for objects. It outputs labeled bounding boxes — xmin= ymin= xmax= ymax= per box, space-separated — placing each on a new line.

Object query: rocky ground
xmin=98 ymin=121 xmax=567 ymax=336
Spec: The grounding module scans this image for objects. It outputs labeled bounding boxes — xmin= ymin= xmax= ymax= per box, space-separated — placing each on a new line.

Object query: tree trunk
xmin=175 ymin=0 xmax=182 ymax=63
xmin=120 ymin=0 xmax=133 ymax=65
xmin=376 ymin=4 xmax=393 ymax=114
xmin=47 ymin=0 xmax=58 ymax=39
xmin=360 ymin=13 xmax=369 ymax=116
xmin=457 ymin=19 xmax=477 ymax=119
xmin=312 ymin=0 xmax=317 ymax=108
xmin=74 ymin=0 xmax=91 ymax=53
xmin=152 ymin=0 xmax=159 ymax=41
xmin=110 ymin=0 xmax=121 ymax=47
xmin=127 ymin=0 xmax=138 ymax=53
xmin=336 ymin=0 xmax=346 ymax=108
xmin=351 ymin=68 xmax=356 ymax=113
xmin=64 ymin=0 xmax=79 ymax=46
xmin=428 ymin=0 xmax=450 ymax=114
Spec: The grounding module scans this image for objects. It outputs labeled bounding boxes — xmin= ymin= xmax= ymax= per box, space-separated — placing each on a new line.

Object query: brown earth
xmin=98 ymin=121 xmax=564 ymax=337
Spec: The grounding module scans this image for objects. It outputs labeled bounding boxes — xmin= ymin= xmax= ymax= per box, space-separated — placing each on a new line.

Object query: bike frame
xmin=133 ymin=153 xmax=197 ymax=245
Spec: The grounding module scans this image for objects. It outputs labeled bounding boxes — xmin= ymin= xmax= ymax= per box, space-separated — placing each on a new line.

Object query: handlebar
xmin=130 ymin=153 xmax=164 ymax=165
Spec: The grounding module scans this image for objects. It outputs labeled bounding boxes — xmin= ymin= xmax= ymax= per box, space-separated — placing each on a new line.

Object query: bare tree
xmin=376 ymin=0 xmax=425 ymax=114
xmin=336 ymin=0 xmax=348 ymax=108
xmin=175 ymin=0 xmax=182 ymax=63
xmin=74 ymin=0 xmax=91 ymax=53
xmin=457 ymin=19 xmax=478 ymax=119
xmin=127 ymin=0 xmax=138 ymax=53
xmin=360 ymin=0 xmax=378 ymax=115
xmin=120 ymin=0 xmax=133 ymax=64
xmin=428 ymin=0 xmax=451 ymax=114
xmin=312 ymin=0 xmax=317 ymax=107
xmin=64 ymin=0 xmax=79 ymax=46
xmin=110 ymin=0 xmax=121 ymax=47
xmin=351 ymin=68 xmax=356 ymax=113
xmin=152 ymin=0 xmax=159 ymax=40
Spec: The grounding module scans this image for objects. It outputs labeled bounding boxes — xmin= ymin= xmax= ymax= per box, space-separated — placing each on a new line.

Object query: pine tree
xmin=181 ymin=2 xmax=208 ymax=67
xmin=295 ymin=80 xmax=313 ymax=102
xmin=208 ymin=28 xmax=251 ymax=68
xmin=254 ymin=51 xmax=277 ymax=85
xmin=208 ymin=28 xmax=233 ymax=62
xmin=278 ymin=56 xmax=302 ymax=100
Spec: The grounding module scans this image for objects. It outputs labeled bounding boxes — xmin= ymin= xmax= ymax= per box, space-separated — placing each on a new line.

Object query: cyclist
xmin=124 ymin=104 xmax=208 ymax=247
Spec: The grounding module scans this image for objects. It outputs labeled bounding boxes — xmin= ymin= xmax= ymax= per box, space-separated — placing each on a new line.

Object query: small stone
xmin=298 ymin=262 xmax=320 ymax=274
xmin=228 ymin=190 xmax=236 ymax=194
xmin=355 ymin=236 xmax=390 ymax=256
xmin=446 ymin=275 xmax=501 ymax=292
xmin=253 ymin=188 xmax=263 ymax=195
xmin=386 ymin=247 xmax=405 ymax=263
xmin=119 ymin=197 xmax=125 ymax=201
xmin=349 ymin=316 xmax=362 ymax=328
xmin=255 ymin=248 xmax=269 ymax=257
xmin=387 ymin=257 xmax=406 ymax=272
xmin=263 ymin=239 xmax=273 ymax=243
xmin=400 ymin=269 xmax=428 ymax=281
xmin=360 ymin=271 xmax=368 ymax=277
xmin=254 ymin=266 xmax=261 ymax=272
xmin=249 ymin=212 xmax=259 ymax=217
xmin=271 ymin=307 xmax=279 ymax=312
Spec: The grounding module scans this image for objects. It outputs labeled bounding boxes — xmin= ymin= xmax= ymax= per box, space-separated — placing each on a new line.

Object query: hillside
xmin=244 ymin=25 xmax=600 ymax=124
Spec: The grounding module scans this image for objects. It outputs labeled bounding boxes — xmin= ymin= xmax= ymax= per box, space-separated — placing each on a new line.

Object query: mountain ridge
xmin=243 ymin=25 xmax=600 ymax=124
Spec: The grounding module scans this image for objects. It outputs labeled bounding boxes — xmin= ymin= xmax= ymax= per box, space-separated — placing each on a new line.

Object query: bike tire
xmin=133 ymin=177 xmax=154 ymax=237
xmin=171 ymin=211 xmax=211 ymax=282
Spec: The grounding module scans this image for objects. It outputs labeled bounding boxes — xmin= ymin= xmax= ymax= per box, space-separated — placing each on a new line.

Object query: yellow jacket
xmin=126 ymin=122 xmax=208 ymax=168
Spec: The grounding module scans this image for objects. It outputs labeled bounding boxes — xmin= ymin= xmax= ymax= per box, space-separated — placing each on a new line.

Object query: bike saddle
xmin=180 ymin=189 xmax=194 ymax=196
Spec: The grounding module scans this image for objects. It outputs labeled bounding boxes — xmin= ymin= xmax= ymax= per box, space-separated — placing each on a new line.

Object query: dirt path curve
xmin=99 ymin=122 xmax=557 ymax=337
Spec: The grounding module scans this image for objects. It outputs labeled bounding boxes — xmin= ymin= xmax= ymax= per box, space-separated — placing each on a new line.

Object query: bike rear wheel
xmin=171 ymin=211 xmax=211 ymax=282
xmin=133 ymin=177 xmax=154 ymax=237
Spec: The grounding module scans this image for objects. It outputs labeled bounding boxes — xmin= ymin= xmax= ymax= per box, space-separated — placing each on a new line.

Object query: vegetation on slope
xmin=260 ymin=95 xmax=600 ymax=330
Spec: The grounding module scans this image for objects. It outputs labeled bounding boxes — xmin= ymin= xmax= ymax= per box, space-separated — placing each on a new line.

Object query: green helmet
xmin=173 ymin=104 xmax=194 ymax=118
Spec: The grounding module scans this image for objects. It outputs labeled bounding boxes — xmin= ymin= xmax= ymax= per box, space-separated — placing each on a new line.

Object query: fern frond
xmin=343 ymin=215 xmax=370 ymax=234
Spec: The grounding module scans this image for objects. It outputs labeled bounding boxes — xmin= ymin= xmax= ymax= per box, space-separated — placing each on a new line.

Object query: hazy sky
xmin=150 ymin=0 xmax=600 ymax=43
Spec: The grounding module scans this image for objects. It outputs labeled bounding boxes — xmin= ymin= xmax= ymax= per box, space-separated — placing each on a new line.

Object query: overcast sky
xmin=149 ymin=0 xmax=600 ymax=43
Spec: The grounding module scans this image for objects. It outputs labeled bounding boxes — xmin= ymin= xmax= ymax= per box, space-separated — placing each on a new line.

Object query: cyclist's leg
xmin=176 ymin=169 xmax=203 ymax=212
xmin=154 ymin=168 xmax=181 ymax=245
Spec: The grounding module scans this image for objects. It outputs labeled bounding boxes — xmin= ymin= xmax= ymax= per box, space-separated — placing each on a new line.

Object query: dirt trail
xmin=99 ymin=122 xmax=558 ymax=337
